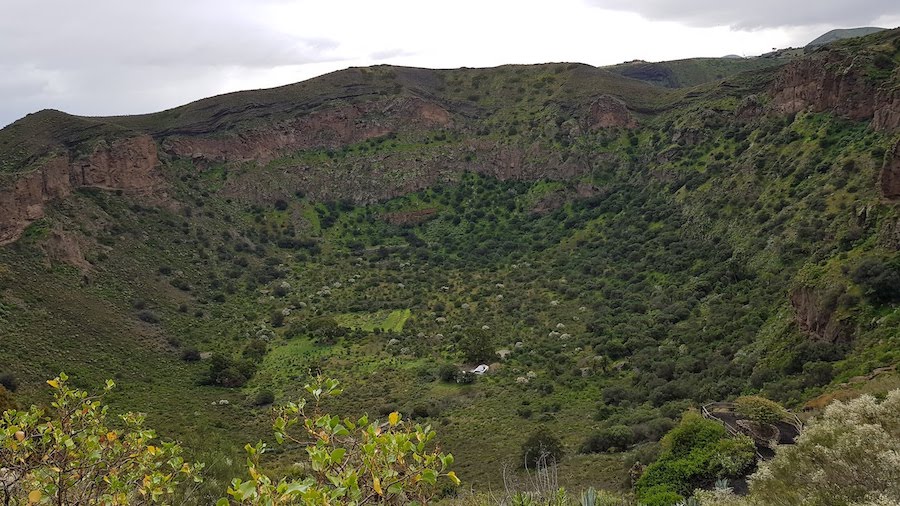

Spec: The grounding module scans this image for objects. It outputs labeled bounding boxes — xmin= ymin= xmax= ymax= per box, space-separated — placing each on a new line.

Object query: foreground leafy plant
xmin=222 ymin=375 xmax=459 ymax=505
xmin=0 ymin=373 xmax=203 ymax=505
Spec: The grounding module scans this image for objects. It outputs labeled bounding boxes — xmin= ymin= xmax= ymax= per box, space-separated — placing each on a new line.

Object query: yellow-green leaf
xmin=28 ymin=490 xmax=42 ymax=503
xmin=447 ymin=471 xmax=461 ymax=486
xmin=373 ymin=476 xmax=383 ymax=496
xmin=388 ymin=411 xmax=400 ymax=426
xmin=47 ymin=379 xmax=59 ymax=389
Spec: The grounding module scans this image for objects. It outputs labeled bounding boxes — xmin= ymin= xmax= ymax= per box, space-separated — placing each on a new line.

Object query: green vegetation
xmin=635 ymin=412 xmax=756 ymax=503
xmin=0 ymin=27 xmax=898 ymax=505
xmin=335 ymin=308 xmax=411 ymax=333
xmin=734 ymin=396 xmax=789 ymax=425
xmin=605 ymin=57 xmax=787 ymax=89
xmin=0 ymin=374 xmax=202 ymax=505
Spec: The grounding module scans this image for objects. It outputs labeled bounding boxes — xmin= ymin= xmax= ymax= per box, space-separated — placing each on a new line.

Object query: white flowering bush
xmin=697 ymin=389 xmax=900 ymax=506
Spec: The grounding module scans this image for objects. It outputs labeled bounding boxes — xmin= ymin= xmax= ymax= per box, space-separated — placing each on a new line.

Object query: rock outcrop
xmin=881 ymin=138 xmax=900 ymax=200
xmin=162 ymin=96 xmax=452 ymax=165
xmin=771 ymin=51 xmax=899 ymax=132
xmin=585 ymin=95 xmax=637 ymax=130
xmin=873 ymin=87 xmax=900 ymax=132
xmin=771 ymin=52 xmax=876 ymax=122
xmin=790 ymin=286 xmax=851 ymax=343
xmin=0 ymin=135 xmax=162 ymax=245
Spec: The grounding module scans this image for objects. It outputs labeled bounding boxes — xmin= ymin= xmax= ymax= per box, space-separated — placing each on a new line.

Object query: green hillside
xmin=604 ymin=56 xmax=787 ymax=88
xmin=1 ymin=27 xmax=899 ymax=505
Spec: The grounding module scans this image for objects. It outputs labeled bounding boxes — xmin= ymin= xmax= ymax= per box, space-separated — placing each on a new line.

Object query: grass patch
xmin=335 ymin=309 xmax=411 ymax=332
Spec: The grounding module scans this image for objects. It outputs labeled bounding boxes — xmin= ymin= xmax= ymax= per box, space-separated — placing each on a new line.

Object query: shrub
xmin=0 ymin=385 xmax=16 ymax=413
xmin=520 ymin=429 xmax=564 ymax=469
xmin=745 ymin=390 xmax=900 ymax=505
xmin=243 ymin=340 xmax=268 ymax=361
xmin=851 ymin=257 xmax=900 ymax=303
xmin=0 ymin=374 xmax=202 ymax=504
xmin=270 ymin=310 xmax=285 ymax=328
xmin=181 ymin=347 xmax=201 ymax=362
xmin=0 ymin=372 xmax=17 ymax=392
xmin=734 ymin=395 xmax=788 ymax=425
xmin=303 ymin=317 xmax=347 ymax=345
xmin=253 ymin=389 xmax=275 ymax=406
xmin=206 ymin=354 xmax=256 ymax=388
xmin=136 ymin=309 xmax=160 ymax=324
xmin=459 ymin=328 xmax=494 ymax=364
xmin=224 ymin=376 xmax=459 ymax=504
xmin=438 ymin=364 xmax=459 ymax=382
xmin=581 ymin=424 xmax=634 ymax=453
xmin=640 ymin=484 xmax=683 ymax=506
xmin=636 ymin=412 xmax=756 ymax=500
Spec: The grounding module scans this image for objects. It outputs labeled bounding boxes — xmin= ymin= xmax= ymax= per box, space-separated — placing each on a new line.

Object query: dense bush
xmin=242 ymin=339 xmax=268 ymax=361
xmin=205 ymin=353 xmax=256 ymax=387
xmin=458 ymin=328 xmax=494 ymax=364
xmin=520 ymin=429 xmax=565 ymax=469
xmin=438 ymin=363 xmax=459 ymax=382
xmin=270 ymin=310 xmax=285 ymax=327
xmin=851 ymin=257 xmax=900 ymax=303
xmin=636 ymin=412 xmax=756 ymax=501
xmin=181 ymin=347 xmax=201 ymax=362
xmin=0 ymin=385 xmax=16 ymax=412
xmin=253 ymin=389 xmax=275 ymax=406
xmin=581 ymin=424 xmax=634 ymax=453
xmin=304 ymin=316 xmax=348 ymax=345
xmin=136 ymin=309 xmax=160 ymax=324
xmin=0 ymin=372 xmax=17 ymax=392
xmin=734 ymin=396 xmax=788 ymax=425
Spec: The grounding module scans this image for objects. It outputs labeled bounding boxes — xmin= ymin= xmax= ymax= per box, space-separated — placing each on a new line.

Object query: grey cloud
xmin=0 ymin=0 xmax=342 ymax=126
xmin=369 ymin=49 xmax=415 ymax=60
xmin=588 ymin=0 xmax=900 ymax=29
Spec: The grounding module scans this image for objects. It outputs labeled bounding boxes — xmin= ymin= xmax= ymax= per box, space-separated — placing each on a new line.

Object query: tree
xmin=221 ymin=375 xmax=459 ymax=505
xmin=520 ymin=429 xmax=565 ymax=469
xmin=458 ymin=328 xmax=493 ymax=364
xmin=852 ymin=257 xmax=900 ymax=304
xmin=0 ymin=373 xmax=203 ymax=505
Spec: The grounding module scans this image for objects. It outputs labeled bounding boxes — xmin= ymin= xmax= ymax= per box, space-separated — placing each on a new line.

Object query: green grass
xmin=335 ymin=309 xmax=411 ymax=332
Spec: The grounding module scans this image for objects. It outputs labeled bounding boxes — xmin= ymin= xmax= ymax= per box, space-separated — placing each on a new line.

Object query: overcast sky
xmin=2 ymin=0 xmax=899 ymax=127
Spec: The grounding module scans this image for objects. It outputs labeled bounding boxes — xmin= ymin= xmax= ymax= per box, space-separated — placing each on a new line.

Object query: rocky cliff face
xmin=771 ymin=51 xmax=900 ymax=133
xmin=162 ymin=96 xmax=452 ymax=165
xmin=585 ymin=95 xmax=637 ymax=130
xmin=0 ymin=135 xmax=162 ymax=245
xmin=882 ymin=138 xmax=900 ymax=200
xmin=873 ymin=87 xmax=900 ymax=132
xmin=790 ymin=286 xmax=851 ymax=343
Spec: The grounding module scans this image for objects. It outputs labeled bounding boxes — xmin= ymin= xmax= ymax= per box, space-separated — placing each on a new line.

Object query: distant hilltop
xmin=807 ymin=27 xmax=886 ymax=47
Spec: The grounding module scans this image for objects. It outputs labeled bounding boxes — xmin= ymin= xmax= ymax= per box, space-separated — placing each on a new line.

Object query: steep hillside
xmin=1 ymin=27 xmax=899 ymax=502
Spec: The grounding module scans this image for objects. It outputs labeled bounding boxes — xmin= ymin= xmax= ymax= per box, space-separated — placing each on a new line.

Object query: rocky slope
xmin=0 ymin=135 xmax=163 ymax=244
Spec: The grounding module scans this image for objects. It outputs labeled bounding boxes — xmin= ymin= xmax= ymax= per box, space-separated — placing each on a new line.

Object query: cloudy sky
xmin=2 ymin=0 xmax=899 ymax=127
